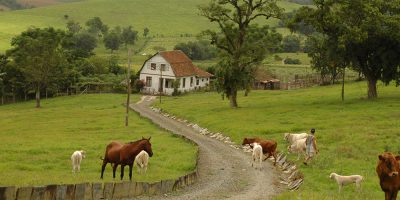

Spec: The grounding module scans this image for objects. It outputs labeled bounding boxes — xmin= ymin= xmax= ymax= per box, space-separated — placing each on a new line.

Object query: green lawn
xmin=0 ymin=0 xmax=304 ymax=53
xmin=154 ymin=81 xmax=400 ymax=200
xmin=0 ymin=94 xmax=197 ymax=186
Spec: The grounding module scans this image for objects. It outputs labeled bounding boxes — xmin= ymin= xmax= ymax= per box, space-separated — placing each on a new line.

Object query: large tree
xmin=199 ymin=0 xmax=282 ymax=108
xmin=7 ymin=27 xmax=67 ymax=108
xmin=121 ymin=26 xmax=138 ymax=47
xmin=294 ymin=0 xmax=400 ymax=99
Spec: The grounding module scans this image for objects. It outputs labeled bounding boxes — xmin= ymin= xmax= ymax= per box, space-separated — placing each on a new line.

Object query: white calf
xmin=329 ymin=172 xmax=363 ymax=193
xmin=251 ymin=143 xmax=263 ymax=170
xmin=284 ymin=132 xmax=308 ymax=144
xmin=287 ymin=138 xmax=307 ymax=160
xmin=71 ymin=150 xmax=86 ymax=173
xmin=135 ymin=150 xmax=149 ymax=174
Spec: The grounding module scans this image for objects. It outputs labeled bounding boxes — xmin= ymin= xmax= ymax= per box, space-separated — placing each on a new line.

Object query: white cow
xmin=329 ymin=173 xmax=363 ymax=193
xmin=71 ymin=150 xmax=86 ymax=173
xmin=135 ymin=150 xmax=149 ymax=174
xmin=284 ymin=133 xmax=308 ymax=144
xmin=287 ymin=138 xmax=307 ymax=160
xmin=251 ymin=143 xmax=263 ymax=170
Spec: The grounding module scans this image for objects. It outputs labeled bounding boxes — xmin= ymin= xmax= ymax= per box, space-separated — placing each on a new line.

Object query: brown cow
xmin=376 ymin=152 xmax=400 ymax=200
xmin=242 ymin=138 xmax=278 ymax=165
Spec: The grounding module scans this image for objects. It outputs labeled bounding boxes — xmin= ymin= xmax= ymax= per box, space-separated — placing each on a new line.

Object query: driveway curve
xmin=130 ymin=96 xmax=282 ymax=200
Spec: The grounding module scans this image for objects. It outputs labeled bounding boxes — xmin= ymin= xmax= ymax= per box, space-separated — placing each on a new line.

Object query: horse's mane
xmin=127 ymin=138 xmax=147 ymax=145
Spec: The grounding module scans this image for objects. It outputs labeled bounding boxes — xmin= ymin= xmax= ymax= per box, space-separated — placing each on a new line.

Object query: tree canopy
xmin=199 ymin=0 xmax=282 ymax=108
xmin=7 ymin=27 xmax=67 ymax=108
xmin=293 ymin=0 xmax=400 ymax=99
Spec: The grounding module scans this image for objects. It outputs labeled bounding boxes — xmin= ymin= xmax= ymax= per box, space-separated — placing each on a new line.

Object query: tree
xmin=199 ymin=0 xmax=282 ymax=108
xmin=7 ymin=27 xmax=67 ymax=108
xmin=66 ymin=20 xmax=82 ymax=34
xmin=174 ymin=40 xmax=217 ymax=60
xmin=104 ymin=28 xmax=122 ymax=53
xmin=121 ymin=26 xmax=138 ymax=47
xmin=63 ymin=32 xmax=97 ymax=59
xmin=281 ymin=35 xmax=301 ymax=52
xmin=0 ymin=54 xmax=7 ymax=104
xmin=85 ymin=17 xmax=108 ymax=37
xmin=293 ymin=0 xmax=400 ymax=99
xmin=143 ymin=27 xmax=149 ymax=38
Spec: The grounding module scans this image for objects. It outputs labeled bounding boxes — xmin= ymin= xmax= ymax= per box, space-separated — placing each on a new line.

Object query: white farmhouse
xmin=139 ymin=50 xmax=213 ymax=95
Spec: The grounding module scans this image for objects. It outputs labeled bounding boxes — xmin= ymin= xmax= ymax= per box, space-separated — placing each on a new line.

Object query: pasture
xmin=0 ymin=94 xmax=197 ymax=186
xmin=154 ymin=81 xmax=400 ymax=199
xmin=0 ymin=0 xmax=304 ymax=53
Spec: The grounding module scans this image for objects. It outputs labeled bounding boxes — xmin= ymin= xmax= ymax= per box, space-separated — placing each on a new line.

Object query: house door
xmin=159 ymin=78 xmax=164 ymax=92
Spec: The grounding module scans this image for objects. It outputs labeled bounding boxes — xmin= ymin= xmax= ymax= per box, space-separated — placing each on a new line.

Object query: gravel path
xmin=130 ymin=96 xmax=283 ymax=200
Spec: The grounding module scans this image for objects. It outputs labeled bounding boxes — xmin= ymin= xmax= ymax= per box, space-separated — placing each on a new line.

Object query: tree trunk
xmin=367 ymin=77 xmax=378 ymax=99
xmin=45 ymin=88 xmax=48 ymax=99
xmin=35 ymin=85 xmax=41 ymax=108
xmin=12 ymin=87 xmax=15 ymax=103
xmin=341 ymin=69 xmax=345 ymax=101
xmin=230 ymin=88 xmax=238 ymax=108
xmin=1 ymin=86 xmax=4 ymax=105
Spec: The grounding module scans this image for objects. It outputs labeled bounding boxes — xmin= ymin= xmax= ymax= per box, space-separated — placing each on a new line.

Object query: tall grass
xmin=0 ymin=94 xmax=197 ymax=186
xmin=155 ymin=81 xmax=400 ymax=199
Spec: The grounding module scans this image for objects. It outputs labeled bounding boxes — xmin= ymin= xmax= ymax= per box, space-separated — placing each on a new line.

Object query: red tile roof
xmin=159 ymin=50 xmax=213 ymax=78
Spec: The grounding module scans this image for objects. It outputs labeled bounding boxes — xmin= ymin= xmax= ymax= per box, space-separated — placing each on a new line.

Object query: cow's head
xmin=378 ymin=152 xmax=400 ymax=177
xmin=242 ymin=138 xmax=250 ymax=146
xmin=287 ymin=145 xmax=293 ymax=153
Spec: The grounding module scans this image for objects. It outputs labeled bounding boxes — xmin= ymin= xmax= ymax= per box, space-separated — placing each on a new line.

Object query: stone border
xmin=150 ymin=106 xmax=304 ymax=191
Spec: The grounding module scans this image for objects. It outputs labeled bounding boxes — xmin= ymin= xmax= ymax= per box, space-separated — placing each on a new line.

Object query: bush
xmin=284 ymin=58 xmax=302 ymax=64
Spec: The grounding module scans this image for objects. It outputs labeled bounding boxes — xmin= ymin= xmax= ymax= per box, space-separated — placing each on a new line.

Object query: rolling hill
xmin=0 ymin=0 xmax=304 ymax=53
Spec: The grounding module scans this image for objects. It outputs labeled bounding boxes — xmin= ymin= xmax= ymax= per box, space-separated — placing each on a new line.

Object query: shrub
xmin=284 ymin=58 xmax=301 ymax=64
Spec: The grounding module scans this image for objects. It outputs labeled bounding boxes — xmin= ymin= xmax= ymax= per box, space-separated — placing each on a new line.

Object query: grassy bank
xmin=0 ymin=94 xmax=197 ymax=186
xmin=154 ymin=81 xmax=400 ymax=199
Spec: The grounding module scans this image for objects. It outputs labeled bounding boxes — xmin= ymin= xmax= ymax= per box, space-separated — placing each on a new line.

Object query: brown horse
xmin=100 ymin=137 xmax=153 ymax=180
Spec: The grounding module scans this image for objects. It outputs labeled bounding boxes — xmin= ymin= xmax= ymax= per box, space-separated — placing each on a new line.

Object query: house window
xmin=161 ymin=64 xmax=168 ymax=71
xmin=146 ymin=77 xmax=152 ymax=87
xmin=182 ymin=78 xmax=186 ymax=88
xmin=190 ymin=77 xmax=193 ymax=87
xmin=165 ymin=79 xmax=173 ymax=88
xmin=196 ymin=79 xmax=199 ymax=86
xmin=150 ymin=63 xmax=156 ymax=70
xmin=202 ymin=78 xmax=204 ymax=82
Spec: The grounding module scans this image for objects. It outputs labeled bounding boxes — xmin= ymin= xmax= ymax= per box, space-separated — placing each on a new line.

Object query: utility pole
xmin=125 ymin=48 xmax=131 ymax=127
xmin=159 ymin=64 xmax=162 ymax=104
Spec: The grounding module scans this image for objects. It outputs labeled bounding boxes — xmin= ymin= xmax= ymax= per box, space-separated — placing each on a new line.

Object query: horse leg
xmin=272 ymin=151 xmax=277 ymax=165
xmin=112 ymin=163 xmax=118 ymax=179
xmin=129 ymin=164 xmax=133 ymax=180
xmin=120 ymin=164 xmax=125 ymax=180
xmin=391 ymin=190 xmax=398 ymax=200
xmin=100 ymin=162 xmax=107 ymax=179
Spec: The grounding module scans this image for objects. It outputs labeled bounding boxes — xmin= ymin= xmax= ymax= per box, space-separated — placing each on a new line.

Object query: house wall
xmin=139 ymin=54 xmax=211 ymax=95
xmin=140 ymin=55 xmax=176 ymax=95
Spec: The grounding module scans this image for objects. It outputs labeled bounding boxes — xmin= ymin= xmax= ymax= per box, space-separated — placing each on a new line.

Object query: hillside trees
xmin=174 ymin=40 xmax=216 ymax=60
xmin=293 ymin=0 xmax=400 ymax=99
xmin=199 ymin=0 xmax=282 ymax=108
xmin=7 ymin=27 xmax=67 ymax=108
xmin=121 ymin=26 xmax=138 ymax=47
xmin=86 ymin=17 xmax=108 ymax=37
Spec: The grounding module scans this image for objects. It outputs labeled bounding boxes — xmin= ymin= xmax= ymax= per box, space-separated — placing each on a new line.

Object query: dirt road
xmin=130 ymin=96 xmax=282 ymax=200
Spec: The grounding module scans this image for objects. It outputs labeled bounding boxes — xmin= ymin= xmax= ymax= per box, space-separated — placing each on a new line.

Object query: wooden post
xmin=125 ymin=48 xmax=132 ymax=127
xmin=159 ymin=63 xmax=162 ymax=104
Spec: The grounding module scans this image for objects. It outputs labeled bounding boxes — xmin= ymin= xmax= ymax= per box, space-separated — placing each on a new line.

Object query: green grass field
xmin=0 ymin=94 xmax=197 ymax=186
xmin=154 ymin=81 xmax=400 ymax=199
xmin=0 ymin=0 xmax=304 ymax=53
